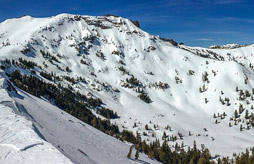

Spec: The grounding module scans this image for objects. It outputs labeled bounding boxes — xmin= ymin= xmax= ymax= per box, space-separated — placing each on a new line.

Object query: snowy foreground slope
xmin=0 ymin=72 xmax=160 ymax=164
xmin=0 ymin=73 xmax=73 ymax=164
xmin=1 ymin=13 xmax=254 ymax=161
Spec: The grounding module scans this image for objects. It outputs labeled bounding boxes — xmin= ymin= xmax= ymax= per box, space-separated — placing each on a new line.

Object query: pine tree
xmin=193 ymin=140 xmax=197 ymax=151
xmin=127 ymin=146 xmax=132 ymax=159
xmin=91 ymin=117 xmax=97 ymax=127
xmin=245 ymin=110 xmax=249 ymax=119
xmin=197 ymin=157 xmax=206 ymax=164
xmin=189 ymin=158 xmax=195 ymax=164
xmin=141 ymin=141 xmax=148 ymax=154
xmin=145 ymin=124 xmax=148 ymax=130
xmin=65 ymin=66 xmax=70 ymax=72
xmin=148 ymin=150 xmax=154 ymax=159
xmin=162 ymin=131 xmax=166 ymax=140
xmin=135 ymin=147 xmax=139 ymax=160
xmin=181 ymin=142 xmax=184 ymax=148
xmin=234 ymin=110 xmax=238 ymax=119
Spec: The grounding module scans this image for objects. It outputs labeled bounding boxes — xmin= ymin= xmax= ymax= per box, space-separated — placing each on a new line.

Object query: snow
xmin=0 ymin=13 xmax=254 ymax=161
xmin=13 ymin=84 xmax=160 ymax=164
xmin=0 ymin=74 xmax=73 ymax=164
xmin=0 ymin=71 xmax=159 ymax=164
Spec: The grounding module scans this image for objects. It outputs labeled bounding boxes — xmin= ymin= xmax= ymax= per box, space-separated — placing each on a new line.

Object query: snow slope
xmin=1 ymin=13 xmax=254 ymax=159
xmin=13 ymin=82 xmax=160 ymax=164
xmin=0 ymin=71 xmax=160 ymax=164
xmin=0 ymin=72 xmax=73 ymax=164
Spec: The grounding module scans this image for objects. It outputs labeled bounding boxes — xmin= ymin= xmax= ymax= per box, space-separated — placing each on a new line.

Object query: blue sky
xmin=0 ymin=0 xmax=253 ymax=47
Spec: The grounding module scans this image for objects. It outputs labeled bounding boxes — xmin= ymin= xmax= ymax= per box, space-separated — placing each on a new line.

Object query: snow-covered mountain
xmin=1 ymin=13 xmax=254 ymax=163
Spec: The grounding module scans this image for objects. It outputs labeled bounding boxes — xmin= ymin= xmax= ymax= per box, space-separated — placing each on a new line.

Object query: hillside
xmin=1 ymin=14 xmax=254 ymax=163
xmin=0 ymin=72 xmax=73 ymax=164
xmin=0 ymin=70 xmax=159 ymax=164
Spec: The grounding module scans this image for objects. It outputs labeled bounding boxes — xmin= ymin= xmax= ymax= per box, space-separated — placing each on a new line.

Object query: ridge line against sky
xmin=0 ymin=0 xmax=253 ymax=47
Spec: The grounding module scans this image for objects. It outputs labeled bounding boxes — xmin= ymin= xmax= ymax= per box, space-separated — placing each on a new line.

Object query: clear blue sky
xmin=0 ymin=0 xmax=253 ymax=47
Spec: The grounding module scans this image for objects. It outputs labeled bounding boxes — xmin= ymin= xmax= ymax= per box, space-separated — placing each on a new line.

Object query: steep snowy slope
xmin=0 ymin=71 xmax=160 ymax=164
xmin=1 ymin=13 xmax=254 ymax=159
xmin=13 ymin=84 xmax=160 ymax=164
xmin=0 ymin=72 xmax=73 ymax=164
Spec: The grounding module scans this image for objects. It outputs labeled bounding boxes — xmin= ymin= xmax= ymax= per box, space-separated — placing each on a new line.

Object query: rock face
xmin=160 ymin=37 xmax=178 ymax=46
xmin=209 ymin=43 xmax=253 ymax=49
xmin=131 ymin=20 xmax=140 ymax=28
xmin=1 ymin=13 xmax=254 ymax=159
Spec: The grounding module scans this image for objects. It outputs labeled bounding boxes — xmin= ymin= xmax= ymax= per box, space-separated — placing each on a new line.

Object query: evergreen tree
xmin=189 ymin=158 xmax=195 ymax=164
xmin=127 ymin=146 xmax=132 ymax=159
xmin=197 ymin=157 xmax=206 ymax=164
xmin=217 ymin=158 xmax=222 ymax=164
xmin=145 ymin=124 xmax=149 ymax=130
xmin=92 ymin=117 xmax=97 ymax=127
xmin=65 ymin=66 xmax=70 ymax=72
xmin=135 ymin=147 xmax=139 ymax=160
xmin=245 ymin=110 xmax=249 ymax=119
xmin=234 ymin=110 xmax=238 ymax=118
xmin=162 ymin=131 xmax=166 ymax=140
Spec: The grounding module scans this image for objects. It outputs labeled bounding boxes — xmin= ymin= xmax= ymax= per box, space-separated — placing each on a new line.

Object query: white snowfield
xmin=0 ymin=74 xmax=73 ymax=164
xmin=0 ymin=13 xmax=254 ymax=162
